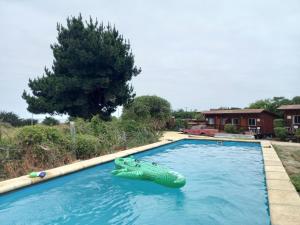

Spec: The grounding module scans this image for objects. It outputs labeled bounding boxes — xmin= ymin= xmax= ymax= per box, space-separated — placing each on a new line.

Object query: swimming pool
xmin=0 ymin=139 xmax=270 ymax=225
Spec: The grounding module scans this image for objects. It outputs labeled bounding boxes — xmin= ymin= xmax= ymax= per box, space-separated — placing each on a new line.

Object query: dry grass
xmin=272 ymin=143 xmax=300 ymax=192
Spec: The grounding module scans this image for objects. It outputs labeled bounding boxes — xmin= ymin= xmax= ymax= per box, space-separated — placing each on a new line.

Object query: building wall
xmin=282 ymin=109 xmax=300 ymax=128
xmin=204 ymin=112 xmax=276 ymax=134
xmin=260 ymin=112 xmax=275 ymax=134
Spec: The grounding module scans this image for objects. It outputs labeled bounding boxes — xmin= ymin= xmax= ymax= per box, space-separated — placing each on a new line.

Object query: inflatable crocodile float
xmin=112 ymin=157 xmax=186 ymax=188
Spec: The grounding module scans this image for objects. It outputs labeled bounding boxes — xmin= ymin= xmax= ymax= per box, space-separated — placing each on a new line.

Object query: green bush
xmin=17 ymin=126 xmax=45 ymax=145
xmin=224 ymin=124 xmax=239 ymax=134
xmin=17 ymin=125 xmax=65 ymax=146
xmin=295 ymin=129 xmax=300 ymax=142
xmin=172 ymin=119 xmax=187 ymax=131
xmin=75 ymin=134 xmax=100 ymax=159
xmin=274 ymin=127 xmax=288 ymax=141
xmin=42 ymin=117 xmax=59 ymax=126
xmin=273 ymin=119 xmax=285 ymax=128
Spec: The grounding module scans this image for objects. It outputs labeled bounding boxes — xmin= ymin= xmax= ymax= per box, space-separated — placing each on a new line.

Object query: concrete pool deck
xmin=0 ymin=131 xmax=299 ymax=225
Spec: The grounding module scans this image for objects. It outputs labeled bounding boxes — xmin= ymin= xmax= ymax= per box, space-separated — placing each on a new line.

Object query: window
xmin=231 ymin=118 xmax=239 ymax=125
xmin=248 ymin=118 xmax=256 ymax=126
xmin=294 ymin=115 xmax=300 ymax=124
xmin=221 ymin=118 xmax=227 ymax=125
xmin=208 ymin=118 xmax=215 ymax=125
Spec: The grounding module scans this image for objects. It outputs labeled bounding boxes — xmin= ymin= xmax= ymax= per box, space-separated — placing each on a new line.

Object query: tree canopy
xmin=172 ymin=109 xmax=203 ymax=120
xmin=248 ymin=96 xmax=300 ymax=115
xmin=23 ymin=15 xmax=141 ymax=120
xmin=122 ymin=95 xmax=171 ymax=129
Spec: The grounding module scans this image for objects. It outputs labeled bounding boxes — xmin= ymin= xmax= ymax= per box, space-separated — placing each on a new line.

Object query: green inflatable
xmin=112 ymin=157 xmax=186 ymax=188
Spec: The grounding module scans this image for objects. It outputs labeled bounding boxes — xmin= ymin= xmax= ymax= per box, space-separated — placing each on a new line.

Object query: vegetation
xmin=171 ymin=109 xmax=203 ymax=120
xmin=122 ymin=95 xmax=171 ymax=130
xmin=273 ymin=118 xmax=288 ymax=141
xmin=248 ymin=96 xmax=300 ymax=115
xmin=273 ymin=144 xmax=300 ymax=192
xmin=22 ymin=15 xmax=141 ymax=120
xmin=0 ymin=116 xmax=160 ymax=180
xmin=295 ymin=129 xmax=300 ymax=142
xmin=274 ymin=127 xmax=288 ymax=141
xmin=273 ymin=119 xmax=285 ymax=128
xmin=224 ymin=124 xmax=239 ymax=134
xmin=42 ymin=117 xmax=60 ymax=126
xmin=0 ymin=111 xmax=38 ymax=126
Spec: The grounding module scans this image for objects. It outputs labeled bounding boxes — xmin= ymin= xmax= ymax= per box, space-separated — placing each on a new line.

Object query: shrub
xmin=42 ymin=117 xmax=59 ymax=126
xmin=274 ymin=127 xmax=288 ymax=141
xmin=273 ymin=119 xmax=285 ymax=128
xmin=171 ymin=119 xmax=188 ymax=131
xmin=75 ymin=134 xmax=100 ymax=159
xmin=224 ymin=124 xmax=239 ymax=134
xmin=17 ymin=126 xmax=45 ymax=146
xmin=17 ymin=125 xmax=65 ymax=146
xmin=295 ymin=129 xmax=300 ymax=142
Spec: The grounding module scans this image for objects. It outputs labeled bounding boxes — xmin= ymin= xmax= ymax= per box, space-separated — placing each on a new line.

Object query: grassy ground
xmin=272 ymin=142 xmax=300 ymax=193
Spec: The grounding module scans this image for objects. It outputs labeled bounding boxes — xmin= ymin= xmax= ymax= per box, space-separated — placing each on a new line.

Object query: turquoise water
xmin=0 ymin=140 xmax=270 ymax=225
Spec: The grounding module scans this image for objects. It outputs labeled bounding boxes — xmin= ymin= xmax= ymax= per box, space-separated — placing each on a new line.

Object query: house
xmin=278 ymin=104 xmax=300 ymax=132
xmin=202 ymin=109 xmax=278 ymax=136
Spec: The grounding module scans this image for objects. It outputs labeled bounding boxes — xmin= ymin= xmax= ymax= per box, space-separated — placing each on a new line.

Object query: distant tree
xmin=122 ymin=95 xmax=171 ymax=129
xmin=292 ymin=96 xmax=300 ymax=104
xmin=248 ymin=97 xmax=291 ymax=115
xmin=0 ymin=111 xmax=21 ymax=126
xmin=172 ymin=109 xmax=204 ymax=120
xmin=42 ymin=117 xmax=60 ymax=126
xmin=23 ymin=14 xmax=141 ymax=120
xmin=0 ymin=111 xmax=37 ymax=126
xmin=20 ymin=119 xmax=38 ymax=126
xmin=172 ymin=109 xmax=196 ymax=119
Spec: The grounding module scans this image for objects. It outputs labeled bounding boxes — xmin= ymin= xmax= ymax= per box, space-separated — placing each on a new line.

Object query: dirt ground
xmin=272 ymin=141 xmax=300 ymax=192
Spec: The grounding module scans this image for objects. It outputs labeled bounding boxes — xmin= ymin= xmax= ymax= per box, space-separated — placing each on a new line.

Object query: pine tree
xmin=23 ymin=14 xmax=141 ymax=120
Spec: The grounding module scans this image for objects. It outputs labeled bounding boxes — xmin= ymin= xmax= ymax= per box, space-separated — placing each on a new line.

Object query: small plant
xmin=224 ymin=124 xmax=239 ymax=134
xmin=274 ymin=127 xmax=288 ymax=141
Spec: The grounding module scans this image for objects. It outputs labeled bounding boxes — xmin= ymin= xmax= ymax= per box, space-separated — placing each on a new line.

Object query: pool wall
xmin=0 ymin=134 xmax=299 ymax=224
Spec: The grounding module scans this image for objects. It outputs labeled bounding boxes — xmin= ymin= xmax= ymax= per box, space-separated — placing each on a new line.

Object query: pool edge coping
xmin=1 ymin=136 xmax=300 ymax=225
xmin=261 ymin=140 xmax=300 ymax=225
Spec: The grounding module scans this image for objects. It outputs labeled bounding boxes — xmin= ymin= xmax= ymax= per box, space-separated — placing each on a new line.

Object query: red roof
xmin=278 ymin=104 xmax=300 ymax=110
xmin=202 ymin=109 xmax=270 ymax=115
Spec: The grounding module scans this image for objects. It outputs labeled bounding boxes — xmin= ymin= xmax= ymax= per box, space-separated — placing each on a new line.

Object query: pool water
xmin=0 ymin=140 xmax=270 ymax=225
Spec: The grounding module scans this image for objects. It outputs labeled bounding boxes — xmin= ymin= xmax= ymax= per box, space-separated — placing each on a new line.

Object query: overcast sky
xmin=0 ymin=0 xmax=299 ymax=120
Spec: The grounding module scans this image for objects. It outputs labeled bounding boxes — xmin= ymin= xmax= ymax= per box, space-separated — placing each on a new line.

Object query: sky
xmin=0 ymin=0 xmax=299 ymax=120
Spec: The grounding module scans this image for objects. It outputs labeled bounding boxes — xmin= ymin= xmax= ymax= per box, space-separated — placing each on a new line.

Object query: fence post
xmin=70 ymin=121 xmax=76 ymax=155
